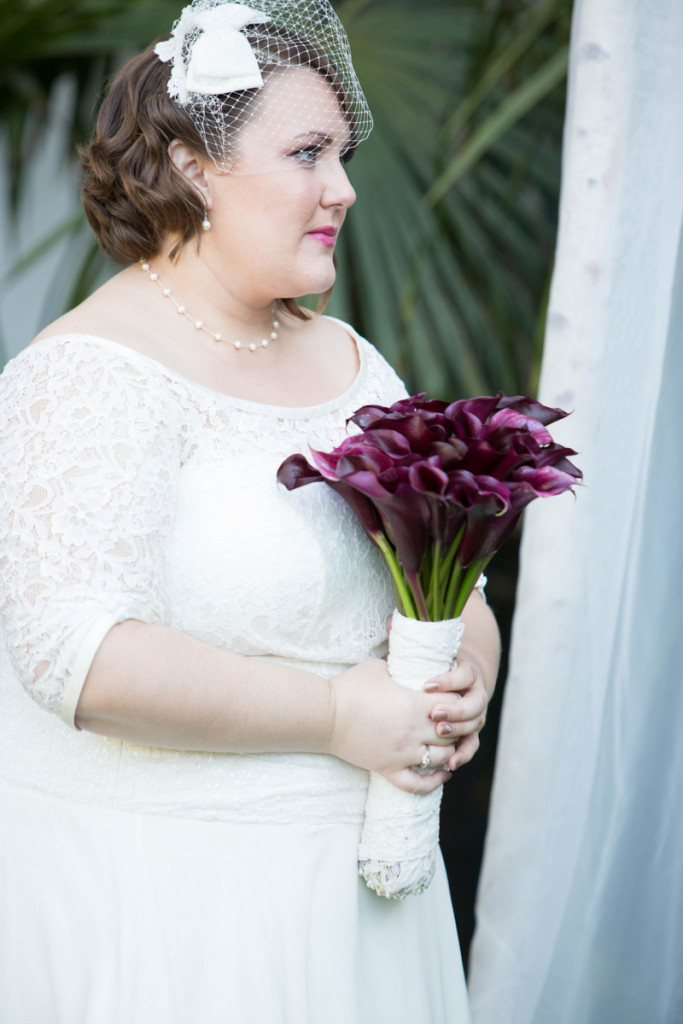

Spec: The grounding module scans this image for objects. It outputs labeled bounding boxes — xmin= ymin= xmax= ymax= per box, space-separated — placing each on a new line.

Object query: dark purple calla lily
xmin=444 ymin=394 xmax=502 ymax=423
xmin=276 ymin=452 xmax=325 ymax=489
xmin=351 ymin=429 xmax=416 ymax=459
xmin=487 ymin=408 xmax=554 ymax=444
xmin=278 ymin=392 xmax=581 ymax=620
xmin=276 ymin=453 xmax=385 ymax=542
xmin=407 ymin=460 xmax=461 ymax=550
xmin=338 ymin=466 xmax=432 ymax=576
xmin=496 ymin=394 xmax=569 ymax=425
xmin=511 ymin=464 xmax=582 ymax=495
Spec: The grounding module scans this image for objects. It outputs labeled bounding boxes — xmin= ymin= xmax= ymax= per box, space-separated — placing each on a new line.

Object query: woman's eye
xmin=290 ymin=144 xmax=323 ymax=165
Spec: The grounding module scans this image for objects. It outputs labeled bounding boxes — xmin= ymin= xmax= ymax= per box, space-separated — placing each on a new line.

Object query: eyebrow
xmin=291 ymin=131 xmax=333 ymax=145
xmin=290 ymin=128 xmax=353 ymax=149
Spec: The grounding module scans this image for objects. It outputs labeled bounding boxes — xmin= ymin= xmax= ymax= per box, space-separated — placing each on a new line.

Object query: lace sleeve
xmin=0 ymin=338 xmax=181 ymax=726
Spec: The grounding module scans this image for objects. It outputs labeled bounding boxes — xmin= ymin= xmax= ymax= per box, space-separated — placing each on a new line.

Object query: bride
xmin=0 ymin=2 xmax=500 ymax=1021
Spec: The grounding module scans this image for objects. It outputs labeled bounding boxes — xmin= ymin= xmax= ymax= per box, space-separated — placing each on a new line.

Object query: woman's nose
xmin=321 ymin=158 xmax=356 ymax=209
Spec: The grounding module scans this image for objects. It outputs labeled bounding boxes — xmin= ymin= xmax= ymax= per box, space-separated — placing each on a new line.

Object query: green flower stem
xmin=439 ymin=524 xmax=466 ymax=591
xmin=406 ymin=568 xmax=430 ymax=621
xmin=452 ymin=556 xmax=494 ymax=617
xmin=427 ymin=541 xmax=442 ymax=620
xmin=443 ymin=559 xmax=464 ymax=620
xmin=418 ymin=548 xmax=433 ymax=618
xmin=375 ymin=533 xmax=418 ymax=619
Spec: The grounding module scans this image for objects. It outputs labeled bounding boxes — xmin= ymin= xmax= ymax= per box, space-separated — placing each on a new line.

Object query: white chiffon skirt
xmin=0 ymin=781 xmax=471 ymax=1024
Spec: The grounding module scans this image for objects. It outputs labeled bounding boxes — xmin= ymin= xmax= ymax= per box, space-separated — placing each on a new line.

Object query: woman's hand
xmin=328 ymin=593 xmax=500 ymax=792
xmin=328 ymin=659 xmax=463 ymax=794
xmin=423 ymin=590 xmax=501 ymax=771
xmin=424 ymin=659 xmax=490 ymax=771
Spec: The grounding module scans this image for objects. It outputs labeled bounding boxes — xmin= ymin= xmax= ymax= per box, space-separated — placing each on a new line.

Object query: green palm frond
xmin=331 ymin=0 xmax=570 ymax=398
xmin=0 ymin=0 xmax=179 ymax=208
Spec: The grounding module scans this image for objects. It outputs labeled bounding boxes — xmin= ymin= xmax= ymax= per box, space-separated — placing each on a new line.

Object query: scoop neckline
xmin=23 ymin=317 xmax=367 ymax=418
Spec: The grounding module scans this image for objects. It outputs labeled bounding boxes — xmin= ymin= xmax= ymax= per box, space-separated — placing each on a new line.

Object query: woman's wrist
xmin=456 ymin=646 xmax=496 ymax=699
xmin=459 ymin=594 xmax=501 ymax=699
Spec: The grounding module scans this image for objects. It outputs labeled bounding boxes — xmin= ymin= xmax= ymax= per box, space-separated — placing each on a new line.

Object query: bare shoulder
xmin=271 ymin=310 xmax=360 ymax=402
xmin=315 ymin=312 xmax=360 ymax=345
xmin=31 ymin=268 xmax=144 ymax=347
xmin=298 ymin=311 xmax=361 ymax=369
xmin=32 ymin=303 xmax=102 ymax=345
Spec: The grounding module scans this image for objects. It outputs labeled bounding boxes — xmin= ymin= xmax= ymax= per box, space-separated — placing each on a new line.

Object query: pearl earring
xmin=201 ymin=211 xmax=211 ymax=231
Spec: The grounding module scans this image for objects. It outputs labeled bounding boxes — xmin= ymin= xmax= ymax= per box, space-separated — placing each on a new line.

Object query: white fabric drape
xmin=468 ymin=2 xmax=683 ymax=1022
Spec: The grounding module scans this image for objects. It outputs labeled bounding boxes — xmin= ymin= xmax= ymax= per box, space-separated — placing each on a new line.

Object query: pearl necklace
xmin=140 ymin=260 xmax=279 ymax=352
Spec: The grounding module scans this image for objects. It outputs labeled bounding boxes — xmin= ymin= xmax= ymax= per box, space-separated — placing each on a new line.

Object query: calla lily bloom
xmin=277 ymin=393 xmax=582 ymax=620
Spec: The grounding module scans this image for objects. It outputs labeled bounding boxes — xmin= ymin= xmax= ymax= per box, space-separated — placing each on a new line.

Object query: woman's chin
xmin=300 ymin=268 xmax=337 ymax=298
xmin=285 ymin=281 xmax=335 ymax=304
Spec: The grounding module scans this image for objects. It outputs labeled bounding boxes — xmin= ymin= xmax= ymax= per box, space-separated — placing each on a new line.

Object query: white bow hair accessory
xmin=155 ymin=3 xmax=271 ymax=104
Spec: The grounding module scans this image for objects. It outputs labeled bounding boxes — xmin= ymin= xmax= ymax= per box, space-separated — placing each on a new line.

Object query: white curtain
xmin=468 ymin=1 xmax=683 ymax=1022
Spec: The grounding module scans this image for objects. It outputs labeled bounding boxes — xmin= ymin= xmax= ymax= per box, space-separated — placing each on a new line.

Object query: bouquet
xmin=277 ymin=393 xmax=581 ymax=896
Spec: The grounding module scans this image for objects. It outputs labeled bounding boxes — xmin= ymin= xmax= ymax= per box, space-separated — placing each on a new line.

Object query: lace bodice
xmin=0 ymin=323 xmax=407 ymax=821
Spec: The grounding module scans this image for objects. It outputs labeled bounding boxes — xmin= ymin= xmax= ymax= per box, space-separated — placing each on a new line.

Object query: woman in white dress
xmin=0 ymin=2 xmax=500 ymax=1021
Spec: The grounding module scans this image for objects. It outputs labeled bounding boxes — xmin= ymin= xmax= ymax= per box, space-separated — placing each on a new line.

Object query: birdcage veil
xmin=154 ymin=0 xmax=373 ymax=172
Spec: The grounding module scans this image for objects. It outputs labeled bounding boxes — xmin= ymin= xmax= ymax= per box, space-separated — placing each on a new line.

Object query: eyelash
xmin=288 ymin=145 xmax=355 ymax=167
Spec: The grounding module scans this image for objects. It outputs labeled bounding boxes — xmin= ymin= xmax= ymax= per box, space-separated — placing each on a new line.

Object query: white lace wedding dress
xmin=0 ymin=321 xmax=471 ymax=1024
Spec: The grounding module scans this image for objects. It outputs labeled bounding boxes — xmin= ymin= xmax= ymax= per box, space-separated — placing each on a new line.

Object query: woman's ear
xmin=168 ymin=140 xmax=212 ymax=210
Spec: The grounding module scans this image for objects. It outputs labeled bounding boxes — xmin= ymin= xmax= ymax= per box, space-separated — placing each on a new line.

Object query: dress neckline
xmin=22 ymin=317 xmax=367 ymax=418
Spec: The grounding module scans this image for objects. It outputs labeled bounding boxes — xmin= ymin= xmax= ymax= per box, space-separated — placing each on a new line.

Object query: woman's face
xmin=202 ymin=67 xmax=357 ymax=306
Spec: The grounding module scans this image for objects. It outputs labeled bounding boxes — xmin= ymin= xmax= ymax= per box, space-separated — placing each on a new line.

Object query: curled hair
xmin=80 ymin=48 xmax=207 ymax=265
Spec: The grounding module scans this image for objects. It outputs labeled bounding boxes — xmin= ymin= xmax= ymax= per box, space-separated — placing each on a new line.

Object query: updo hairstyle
xmin=80 ymin=48 xmax=207 ymax=265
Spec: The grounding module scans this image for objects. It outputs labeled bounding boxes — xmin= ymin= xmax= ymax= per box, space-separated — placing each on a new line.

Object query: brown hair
xmin=80 ymin=49 xmax=206 ymax=263
xmin=80 ymin=34 xmax=355 ymax=319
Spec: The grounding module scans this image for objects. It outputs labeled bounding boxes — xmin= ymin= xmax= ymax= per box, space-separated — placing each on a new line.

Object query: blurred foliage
xmin=1 ymin=0 xmax=571 ymax=397
xmin=334 ymin=0 xmax=571 ymax=398
xmin=0 ymin=0 xmax=179 ymax=204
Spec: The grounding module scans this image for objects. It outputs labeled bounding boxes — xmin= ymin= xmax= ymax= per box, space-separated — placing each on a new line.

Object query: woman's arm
xmin=77 ymin=619 xmax=463 ymax=793
xmin=77 ymin=588 xmax=500 ymax=786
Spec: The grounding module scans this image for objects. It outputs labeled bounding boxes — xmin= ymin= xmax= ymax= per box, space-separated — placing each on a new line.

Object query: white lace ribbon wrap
xmin=358 ymin=610 xmax=464 ymax=899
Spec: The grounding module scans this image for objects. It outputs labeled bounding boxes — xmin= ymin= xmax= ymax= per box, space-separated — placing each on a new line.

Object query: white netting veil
xmin=154 ymin=0 xmax=373 ymax=172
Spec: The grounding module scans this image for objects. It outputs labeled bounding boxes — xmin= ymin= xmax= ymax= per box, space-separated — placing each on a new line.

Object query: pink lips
xmin=307 ymin=226 xmax=337 ymax=248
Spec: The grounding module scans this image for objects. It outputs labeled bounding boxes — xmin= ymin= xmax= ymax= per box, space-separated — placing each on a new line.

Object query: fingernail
xmin=424 ymin=681 xmax=439 ymax=692
xmin=438 ymin=723 xmax=454 ymax=736
xmin=432 ymin=710 xmax=449 ymax=722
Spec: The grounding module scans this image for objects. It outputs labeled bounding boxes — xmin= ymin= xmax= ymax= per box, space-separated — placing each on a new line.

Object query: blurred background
xmin=0 ymin=0 xmax=572 ymax=969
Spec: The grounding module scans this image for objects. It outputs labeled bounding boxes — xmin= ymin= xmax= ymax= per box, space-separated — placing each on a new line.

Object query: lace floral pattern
xmin=0 ymin=326 xmax=408 ymax=821
xmin=0 ymin=348 xmax=182 ymax=715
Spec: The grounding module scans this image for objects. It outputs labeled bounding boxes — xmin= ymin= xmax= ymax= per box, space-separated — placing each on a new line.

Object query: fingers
xmin=446 ymin=730 xmax=480 ymax=771
xmin=427 ymin=676 xmax=489 ymax=730
xmin=434 ymin=709 xmax=487 ymax=742
xmin=385 ymin=766 xmax=453 ymax=795
xmin=386 ymin=730 xmax=480 ymax=784
xmin=424 ymin=663 xmax=476 ymax=694
xmin=384 ymin=728 xmax=481 ymax=783
xmin=416 ymin=742 xmax=457 ymax=770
